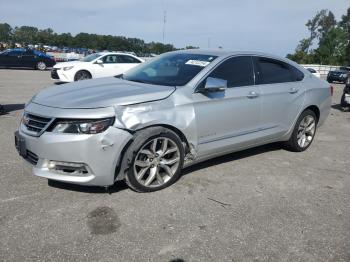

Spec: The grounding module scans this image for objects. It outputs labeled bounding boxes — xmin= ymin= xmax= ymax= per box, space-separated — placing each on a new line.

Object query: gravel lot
xmin=0 ymin=69 xmax=349 ymax=262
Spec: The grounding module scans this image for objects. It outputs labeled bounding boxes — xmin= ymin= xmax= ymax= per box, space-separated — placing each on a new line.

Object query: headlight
xmin=63 ymin=66 xmax=74 ymax=71
xmin=50 ymin=118 xmax=114 ymax=134
xmin=341 ymin=73 xmax=347 ymax=78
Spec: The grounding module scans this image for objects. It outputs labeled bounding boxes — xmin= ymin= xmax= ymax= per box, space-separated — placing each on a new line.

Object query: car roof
xmin=168 ymin=49 xmax=302 ymax=68
xmin=170 ymin=49 xmax=288 ymax=60
xmin=98 ymin=52 xmax=137 ymax=56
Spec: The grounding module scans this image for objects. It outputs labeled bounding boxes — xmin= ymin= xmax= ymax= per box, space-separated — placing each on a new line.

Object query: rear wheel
xmin=36 ymin=61 xmax=46 ymax=71
xmin=74 ymin=70 xmax=92 ymax=81
xmin=123 ymin=127 xmax=184 ymax=192
xmin=284 ymin=109 xmax=317 ymax=152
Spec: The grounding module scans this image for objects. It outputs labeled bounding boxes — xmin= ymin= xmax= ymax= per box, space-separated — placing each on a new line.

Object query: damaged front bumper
xmin=17 ymin=126 xmax=132 ymax=186
xmin=15 ymin=103 xmax=133 ymax=186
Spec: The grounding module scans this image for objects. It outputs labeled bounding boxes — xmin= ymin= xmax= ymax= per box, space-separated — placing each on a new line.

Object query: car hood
xmin=53 ymin=60 xmax=87 ymax=68
xmin=32 ymin=77 xmax=176 ymax=109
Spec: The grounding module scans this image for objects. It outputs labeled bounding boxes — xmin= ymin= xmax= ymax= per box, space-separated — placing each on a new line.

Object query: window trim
xmin=194 ymin=55 xmax=256 ymax=93
xmin=102 ymin=54 xmax=119 ymax=64
xmin=252 ymin=56 xmax=304 ymax=86
xmin=117 ymin=54 xmax=142 ymax=64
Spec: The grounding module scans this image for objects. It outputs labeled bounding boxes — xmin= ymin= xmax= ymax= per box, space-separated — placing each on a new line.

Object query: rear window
xmin=256 ymin=57 xmax=304 ymax=84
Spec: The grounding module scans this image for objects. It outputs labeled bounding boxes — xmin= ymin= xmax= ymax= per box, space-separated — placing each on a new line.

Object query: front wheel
xmin=36 ymin=61 xmax=47 ymax=71
xmin=74 ymin=70 xmax=92 ymax=81
xmin=284 ymin=109 xmax=317 ymax=152
xmin=124 ymin=127 xmax=184 ymax=192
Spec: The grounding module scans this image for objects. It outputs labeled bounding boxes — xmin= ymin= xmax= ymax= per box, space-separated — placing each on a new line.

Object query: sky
xmin=0 ymin=0 xmax=349 ymax=56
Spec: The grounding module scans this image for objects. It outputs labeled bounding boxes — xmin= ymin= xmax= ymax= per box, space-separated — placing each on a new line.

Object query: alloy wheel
xmin=297 ymin=115 xmax=316 ymax=148
xmin=76 ymin=71 xmax=90 ymax=81
xmin=133 ymin=137 xmax=180 ymax=188
xmin=37 ymin=62 xmax=46 ymax=70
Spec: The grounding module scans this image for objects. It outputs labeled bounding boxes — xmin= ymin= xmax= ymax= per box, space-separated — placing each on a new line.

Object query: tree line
xmin=0 ymin=23 xmax=179 ymax=55
xmin=287 ymin=7 xmax=350 ymax=66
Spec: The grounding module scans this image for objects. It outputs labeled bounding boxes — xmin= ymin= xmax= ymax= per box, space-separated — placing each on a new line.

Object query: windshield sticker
xmin=185 ymin=60 xmax=210 ymax=67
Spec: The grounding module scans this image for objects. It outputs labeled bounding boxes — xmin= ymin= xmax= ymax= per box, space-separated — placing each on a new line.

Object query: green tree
xmin=288 ymin=8 xmax=349 ymax=65
xmin=0 ymin=23 xmax=12 ymax=42
xmin=315 ymin=27 xmax=348 ymax=64
xmin=339 ymin=7 xmax=350 ymax=65
xmin=13 ymin=26 xmax=39 ymax=45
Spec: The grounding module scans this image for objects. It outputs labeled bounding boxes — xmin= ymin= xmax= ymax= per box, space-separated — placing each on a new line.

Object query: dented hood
xmin=32 ymin=77 xmax=176 ymax=109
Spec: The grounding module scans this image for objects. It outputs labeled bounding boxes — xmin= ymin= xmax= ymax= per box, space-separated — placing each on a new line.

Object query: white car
xmin=306 ymin=68 xmax=321 ymax=78
xmin=51 ymin=52 xmax=144 ymax=82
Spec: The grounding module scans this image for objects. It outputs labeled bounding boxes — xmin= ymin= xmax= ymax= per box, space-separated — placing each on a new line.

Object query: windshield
xmin=122 ymin=53 xmax=217 ymax=86
xmin=81 ymin=53 xmax=101 ymax=62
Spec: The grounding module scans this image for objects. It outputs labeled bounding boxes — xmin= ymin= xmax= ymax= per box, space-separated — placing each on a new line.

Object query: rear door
xmin=253 ymin=56 xmax=305 ymax=136
xmin=21 ymin=50 xmax=36 ymax=68
xmin=116 ymin=55 xmax=142 ymax=74
xmin=193 ymin=56 xmax=262 ymax=157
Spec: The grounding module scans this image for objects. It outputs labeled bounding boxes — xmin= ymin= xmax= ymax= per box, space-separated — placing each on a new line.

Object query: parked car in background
xmin=306 ymin=68 xmax=321 ymax=78
xmin=0 ymin=48 xmax=55 ymax=70
xmin=51 ymin=52 xmax=144 ymax=82
xmin=15 ymin=50 xmax=332 ymax=192
xmin=327 ymin=66 xmax=350 ymax=83
xmin=340 ymin=82 xmax=350 ymax=111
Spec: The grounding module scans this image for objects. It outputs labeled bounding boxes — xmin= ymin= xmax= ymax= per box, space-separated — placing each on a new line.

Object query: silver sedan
xmin=15 ymin=50 xmax=332 ymax=192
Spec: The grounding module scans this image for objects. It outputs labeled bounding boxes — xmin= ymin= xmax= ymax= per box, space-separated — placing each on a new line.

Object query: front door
xmin=193 ymin=56 xmax=262 ymax=157
xmin=92 ymin=54 xmax=120 ymax=78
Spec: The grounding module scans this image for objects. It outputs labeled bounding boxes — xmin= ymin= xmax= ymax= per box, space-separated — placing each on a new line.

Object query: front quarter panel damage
xmin=112 ymin=89 xmax=198 ymax=165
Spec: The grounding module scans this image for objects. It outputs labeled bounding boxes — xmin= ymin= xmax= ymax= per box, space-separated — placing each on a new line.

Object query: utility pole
xmin=162 ymin=0 xmax=167 ymax=44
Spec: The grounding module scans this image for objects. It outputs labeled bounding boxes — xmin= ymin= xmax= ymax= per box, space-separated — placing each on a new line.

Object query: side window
xmin=256 ymin=57 xmax=303 ymax=84
xmin=208 ymin=56 xmax=254 ymax=88
xmin=102 ymin=55 xmax=118 ymax=64
xmin=117 ymin=55 xmax=141 ymax=63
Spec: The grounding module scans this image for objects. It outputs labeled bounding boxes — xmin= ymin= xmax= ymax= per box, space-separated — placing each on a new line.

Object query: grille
xmin=51 ymin=68 xmax=59 ymax=79
xmin=23 ymin=113 xmax=52 ymax=135
xmin=26 ymin=150 xmax=39 ymax=165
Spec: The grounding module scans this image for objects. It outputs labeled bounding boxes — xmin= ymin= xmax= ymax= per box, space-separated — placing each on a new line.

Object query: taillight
xmin=330 ymin=85 xmax=334 ymax=96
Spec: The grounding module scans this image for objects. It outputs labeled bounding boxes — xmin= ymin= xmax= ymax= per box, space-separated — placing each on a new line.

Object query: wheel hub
xmin=133 ymin=137 xmax=180 ymax=188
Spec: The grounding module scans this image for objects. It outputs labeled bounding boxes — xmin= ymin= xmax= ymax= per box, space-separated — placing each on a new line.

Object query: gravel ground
xmin=0 ymin=69 xmax=349 ymax=262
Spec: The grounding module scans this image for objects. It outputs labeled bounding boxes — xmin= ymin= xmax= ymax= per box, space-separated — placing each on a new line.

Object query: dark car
xmin=0 ymin=48 xmax=56 ymax=70
xmin=327 ymin=66 xmax=350 ymax=84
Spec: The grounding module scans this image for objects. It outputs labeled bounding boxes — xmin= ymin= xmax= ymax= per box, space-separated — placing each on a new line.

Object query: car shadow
xmin=331 ymin=104 xmax=347 ymax=112
xmin=182 ymin=143 xmax=282 ymax=176
xmin=0 ymin=103 xmax=25 ymax=115
xmin=54 ymin=81 xmax=66 ymax=85
xmin=48 ymin=143 xmax=282 ymax=194
xmin=0 ymin=67 xmax=51 ymax=71
xmin=48 ymin=179 xmax=129 ymax=194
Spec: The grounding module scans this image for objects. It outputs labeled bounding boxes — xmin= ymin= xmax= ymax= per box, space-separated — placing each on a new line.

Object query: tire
xmin=284 ymin=109 xmax=317 ymax=152
xmin=122 ymin=127 xmax=184 ymax=192
xmin=74 ymin=70 xmax=92 ymax=81
xmin=36 ymin=61 xmax=47 ymax=71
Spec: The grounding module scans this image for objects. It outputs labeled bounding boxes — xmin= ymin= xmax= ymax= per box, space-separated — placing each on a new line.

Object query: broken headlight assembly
xmin=49 ymin=117 xmax=114 ymax=134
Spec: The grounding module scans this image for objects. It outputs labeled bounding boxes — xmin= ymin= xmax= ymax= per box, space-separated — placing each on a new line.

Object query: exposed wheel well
xmin=74 ymin=70 xmax=92 ymax=80
xmin=114 ymin=124 xmax=191 ymax=181
xmin=304 ymin=105 xmax=320 ymax=122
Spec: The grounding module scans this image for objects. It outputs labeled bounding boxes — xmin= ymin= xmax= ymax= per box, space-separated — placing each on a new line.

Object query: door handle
xmin=289 ymin=87 xmax=299 ymax=94
xmin=247 ymin=91 xmax=259 ymax=98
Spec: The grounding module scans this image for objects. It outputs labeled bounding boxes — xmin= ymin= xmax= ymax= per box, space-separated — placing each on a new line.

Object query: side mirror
xmin=95 ymin=59 xmax=103 ymax=64
xmin=203 ymin=77 xmax=227 ymax=92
